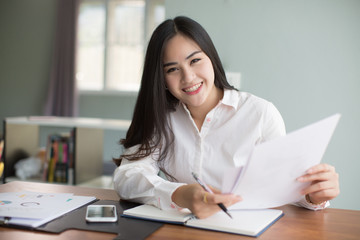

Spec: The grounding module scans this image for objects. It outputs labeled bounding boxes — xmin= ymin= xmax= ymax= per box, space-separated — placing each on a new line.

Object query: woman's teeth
xmin=184 ymin=82 xmax=202 ymax=92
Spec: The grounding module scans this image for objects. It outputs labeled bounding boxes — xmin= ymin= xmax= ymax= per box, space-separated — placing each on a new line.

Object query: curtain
xmin=44 ymin=0 xmax=79 ymax=117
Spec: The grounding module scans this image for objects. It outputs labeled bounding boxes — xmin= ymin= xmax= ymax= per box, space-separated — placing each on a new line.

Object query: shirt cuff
xmin=293 ymin=195 xmax=330 ymax=210
xmin=154 ymin=181 xmax=187 ymax=211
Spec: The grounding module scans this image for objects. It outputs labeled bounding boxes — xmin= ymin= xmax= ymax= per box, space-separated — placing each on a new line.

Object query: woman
xmin=113 ymin=16 xmax=339 ymax=219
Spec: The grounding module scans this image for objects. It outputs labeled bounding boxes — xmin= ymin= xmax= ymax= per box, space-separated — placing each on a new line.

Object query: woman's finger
xmin=301 ymin=180 xmax=334 ymax=195
xmin=308 ymin=188 xmax=340 ymax=203
xmin=297 ymin=171 xmax=338 ymax=183
xmin=306 ymin=163 xmax=335 ymax=174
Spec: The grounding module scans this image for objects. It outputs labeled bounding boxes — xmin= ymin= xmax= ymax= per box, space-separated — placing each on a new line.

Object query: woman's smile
xmin=183 ymin=82 xmax=203 ymax=95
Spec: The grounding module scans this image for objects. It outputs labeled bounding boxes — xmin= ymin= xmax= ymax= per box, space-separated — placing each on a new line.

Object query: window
xmin=76 ymin=0 xmax=165 ymax=92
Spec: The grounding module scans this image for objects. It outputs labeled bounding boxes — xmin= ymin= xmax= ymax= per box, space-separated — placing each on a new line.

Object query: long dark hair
xmin=114 ymin=16 xmax=235 ymax=178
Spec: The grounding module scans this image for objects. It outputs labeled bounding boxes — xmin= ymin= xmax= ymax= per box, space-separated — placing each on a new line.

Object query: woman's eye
xmin=166 ymin=67 xmax=177 ymax=73
xmin=190 ymin=58 xmax=201 ymax=64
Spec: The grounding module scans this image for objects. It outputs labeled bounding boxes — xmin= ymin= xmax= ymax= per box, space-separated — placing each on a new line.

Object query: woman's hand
xmin=171 ymin=184 xmax=242 ymax=219
xmin=297 ymin=163 xmax=340 ymax=204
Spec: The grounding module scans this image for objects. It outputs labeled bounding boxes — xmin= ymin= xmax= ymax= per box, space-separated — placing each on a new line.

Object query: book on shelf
xmin=0 ymin=140 xmax=3 ymax=178
xmin=43 ymin=130 xmax=74 ymax=184
xmin=122 ymin=204 xmax=283 ymax=237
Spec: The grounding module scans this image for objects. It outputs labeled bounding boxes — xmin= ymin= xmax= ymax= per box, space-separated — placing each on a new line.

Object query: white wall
xmin=165 ymin=0 xmax=360 ymax=210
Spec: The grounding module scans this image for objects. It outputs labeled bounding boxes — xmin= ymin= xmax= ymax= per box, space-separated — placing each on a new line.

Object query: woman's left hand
xmin=297 ymin=163 xmax=340 ymax=204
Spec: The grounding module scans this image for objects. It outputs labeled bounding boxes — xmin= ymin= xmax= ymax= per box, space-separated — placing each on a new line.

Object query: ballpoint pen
xmin=191 ymin=172 xmax=233 ymax=219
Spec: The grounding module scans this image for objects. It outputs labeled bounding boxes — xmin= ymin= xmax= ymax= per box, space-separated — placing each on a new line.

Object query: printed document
xmin=0 ymin=191 xmax=96 ymax=228
xmin=222 ymin=114 xmax=341 ymax=209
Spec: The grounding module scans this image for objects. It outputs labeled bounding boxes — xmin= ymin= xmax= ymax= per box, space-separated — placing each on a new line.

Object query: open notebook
xmin=122 ymin=204 xmax=283 ymax=237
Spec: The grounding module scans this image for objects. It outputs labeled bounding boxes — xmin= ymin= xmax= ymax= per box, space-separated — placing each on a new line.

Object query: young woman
xmin=113 ymin=16 xmax=339 ymax=219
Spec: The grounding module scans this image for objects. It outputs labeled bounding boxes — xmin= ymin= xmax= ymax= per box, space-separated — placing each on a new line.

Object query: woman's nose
xmin=182 ymin=67 xmax=196 ymax=83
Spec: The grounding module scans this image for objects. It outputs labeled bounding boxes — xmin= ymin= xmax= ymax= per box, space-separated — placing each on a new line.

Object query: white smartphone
xmin=85 ymin=205 xmax=118 ymax=222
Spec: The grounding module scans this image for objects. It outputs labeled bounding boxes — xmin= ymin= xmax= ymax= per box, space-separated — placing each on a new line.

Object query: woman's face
xmin=163 ymin=34 xmax=217 ymax=110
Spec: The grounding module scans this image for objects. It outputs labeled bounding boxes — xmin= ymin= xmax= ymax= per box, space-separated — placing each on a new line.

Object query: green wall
xmin=0 ymin=0 xmax=57 ymax=127
xmin=164 ymin=0 xmax=360 ymax=211
xmin=0 ymin=0 xmax=359 ymax=210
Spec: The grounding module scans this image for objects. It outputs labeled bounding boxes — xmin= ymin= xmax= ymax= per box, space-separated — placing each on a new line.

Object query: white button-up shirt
xmin=113 ymin=90 xmax=328 ymax=210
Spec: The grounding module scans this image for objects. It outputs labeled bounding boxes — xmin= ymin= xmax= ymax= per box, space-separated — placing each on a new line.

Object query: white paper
xmin=187 ymin=209 xmax=283 ymax=236
xmin=0 ymin=191 xmax=96 ymax=228
xmin=226 ymin=114 xmax=340 ymax=209
xmin=0 ymin=191 xmax=73 ymax=219
xmin=123 ymin=204 xmax=283 ymax=237
xmin=123 ymin=204 xmax=192 ymax=223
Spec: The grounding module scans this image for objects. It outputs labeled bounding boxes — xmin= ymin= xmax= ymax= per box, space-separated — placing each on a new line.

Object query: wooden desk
xmin=0 ymin=181 xmax=359 ymax=240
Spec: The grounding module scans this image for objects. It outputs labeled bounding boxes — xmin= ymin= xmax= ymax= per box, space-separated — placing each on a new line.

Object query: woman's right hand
xmin=171 ymin=184 xmax=242 ymax=219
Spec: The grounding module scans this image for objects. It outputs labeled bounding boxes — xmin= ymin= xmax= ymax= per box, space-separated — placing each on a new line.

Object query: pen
xmin=191 ymin=172 xmax=233 ymax=219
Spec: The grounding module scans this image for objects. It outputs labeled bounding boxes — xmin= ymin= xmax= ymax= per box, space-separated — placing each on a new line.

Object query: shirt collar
xmin=220 ymin=89 xmax=239 ymax=109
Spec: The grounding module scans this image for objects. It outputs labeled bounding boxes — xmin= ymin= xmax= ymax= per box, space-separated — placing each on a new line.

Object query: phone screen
xmin=86 ymin=205 xmax=117 ymax=222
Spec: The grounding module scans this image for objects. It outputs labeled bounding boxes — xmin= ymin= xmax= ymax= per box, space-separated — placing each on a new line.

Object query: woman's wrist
xmin=306 ymin=194 xmax=327 ymax=206
xmin=171 ymin=185 xmax=189 ymax=208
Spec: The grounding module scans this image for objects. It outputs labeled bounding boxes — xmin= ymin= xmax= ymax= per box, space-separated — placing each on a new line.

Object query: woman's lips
xmin=183 ymin=82 xmax=203 ymax=95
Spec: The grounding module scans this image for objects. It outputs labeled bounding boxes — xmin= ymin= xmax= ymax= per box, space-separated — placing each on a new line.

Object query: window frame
xmin=77 ymin=0 xmax=164 ymax=95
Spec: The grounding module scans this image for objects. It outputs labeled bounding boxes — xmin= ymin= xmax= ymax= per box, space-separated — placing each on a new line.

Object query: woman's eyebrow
xmin=186 ymin=50 xmax=202 ymax=60
xmin=163 ymin=61 xmax=177 ymax=68
xmin=163 ymin=50 xmax=202 ymax=68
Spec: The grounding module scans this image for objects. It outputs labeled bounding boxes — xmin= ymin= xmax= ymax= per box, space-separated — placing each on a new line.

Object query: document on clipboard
xmin=0 ymin=191 xmax=96 ymax=228
xmin=222 ymin=114 xmax=341 ymax=210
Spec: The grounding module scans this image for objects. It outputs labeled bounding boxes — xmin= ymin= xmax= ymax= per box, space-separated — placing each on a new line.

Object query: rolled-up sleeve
xmin=113 ymin=146 xmax=186 ymax=210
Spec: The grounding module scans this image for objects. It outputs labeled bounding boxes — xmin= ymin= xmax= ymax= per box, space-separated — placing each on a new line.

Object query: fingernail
xmin=297 ymin=177 xmax=304 ymax=181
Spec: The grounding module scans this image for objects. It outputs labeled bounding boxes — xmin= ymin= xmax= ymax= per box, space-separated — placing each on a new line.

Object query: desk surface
xmin=0 ymin=181 xmax=359 ymax=240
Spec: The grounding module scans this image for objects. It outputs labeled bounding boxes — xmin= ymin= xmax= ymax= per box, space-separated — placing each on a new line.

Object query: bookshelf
xmin=2 ymin=116 xmax=131 ymax=185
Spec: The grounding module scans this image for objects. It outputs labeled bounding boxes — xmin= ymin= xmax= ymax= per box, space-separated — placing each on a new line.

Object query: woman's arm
xmin=113 ymin=147 xmax=186 ymax=210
